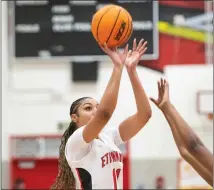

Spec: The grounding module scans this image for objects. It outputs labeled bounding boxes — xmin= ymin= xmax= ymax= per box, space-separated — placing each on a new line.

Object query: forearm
xmin=127 ymin=69 xmax=151 ymax=117
xmin=99 ymin=65 xmax=123 ymax=114
xmin=164 ymin=114 xmax=213 ymax=186
xmin=164 ymin=112 xmax=184 ymax=150
xmin=184 ymin=153 xmax=213 ymax=186
xmin=83 ymin=65 xmax=123 ymax=142
xmin=162 ymin=102 xmax=213 ymax=172
xmin=162 ymin=103 xmax=204 ymax=150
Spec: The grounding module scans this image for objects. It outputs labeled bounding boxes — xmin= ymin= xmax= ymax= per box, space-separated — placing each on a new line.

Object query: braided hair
xmin=51 ymin=97 xmax=91 ymax=189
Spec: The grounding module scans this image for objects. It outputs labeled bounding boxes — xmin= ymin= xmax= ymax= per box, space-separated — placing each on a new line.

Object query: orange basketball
xmin=91 ymin=4 xmax=133 ymax=48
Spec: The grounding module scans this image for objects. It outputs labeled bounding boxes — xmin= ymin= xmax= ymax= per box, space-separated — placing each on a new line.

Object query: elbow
xmin=180 ymin=149 xmax=192 ymax=164
xmin=147 ymin=108 xmax=152 ymax=119
xmin=137 ymin=108 xmax=152 ymax=124
xmin=179 ymin=147 xmax=189 ymax=159
xmin=144 ymin=108 xmax=152 ymax=122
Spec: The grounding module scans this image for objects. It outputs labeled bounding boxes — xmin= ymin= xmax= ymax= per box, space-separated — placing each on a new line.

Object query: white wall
xmin=6 ymin=60 xmax=170 ymax=160
xmin=4 ymin=59 xmax=213 ymax=161
xmin=5 ymin=55 xmax=183 ymax=160
xmin=165 ymin=64 xmax=213 ymax=152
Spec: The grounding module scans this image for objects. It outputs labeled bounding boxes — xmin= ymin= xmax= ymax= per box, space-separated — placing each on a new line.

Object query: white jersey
xmin=65 ymin=126 xmax=124 ymax=189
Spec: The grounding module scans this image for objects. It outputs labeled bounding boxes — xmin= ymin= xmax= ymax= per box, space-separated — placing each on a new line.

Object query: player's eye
xmin=85 ymin=106 xmax=92 ymax=111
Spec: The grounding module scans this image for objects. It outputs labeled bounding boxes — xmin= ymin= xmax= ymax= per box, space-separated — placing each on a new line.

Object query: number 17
xmin=112 ymin=168 xmax=121 ymax=190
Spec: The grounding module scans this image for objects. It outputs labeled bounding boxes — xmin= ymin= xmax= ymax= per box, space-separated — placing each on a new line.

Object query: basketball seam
xmin=106 ymin=8 xmax=122 ymax=44
xmin=96 ymin=6 xmax=115 ymax=43
xmin=115 ymin=11 xmax=130 ymax=47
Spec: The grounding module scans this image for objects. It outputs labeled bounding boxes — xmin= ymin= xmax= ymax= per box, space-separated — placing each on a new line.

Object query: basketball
xmin=91 ymin=4 xmax=133 ymax=48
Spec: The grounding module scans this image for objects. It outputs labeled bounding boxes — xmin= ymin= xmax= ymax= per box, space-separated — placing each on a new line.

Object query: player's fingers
xmin=160 ymin=78 xmax=165 ymax=95
xmin=163 ymin=79 xmax=167 ymax=88
xmin=132 ymin=38 xmax=137 ymax=51
xmin=139 ymin=41 xmax=147 ymax=53
xmin=166 ymin=81 xmax=169 ymax=89
xmin=111 ymin=47 xmax=117 ymax=52
xmin=158 ymin=81 xmax=161 ymax=94
xmin=149 ymin=97 xmax=159 ymax=106
xmin=103 ymin=42 xmax=111 ymax=53
xmin=139 ymin=47 xmax=147 ymax=57
xmin=161 ymin=78 xmax=164 ymax=88
xmin=127 ymin=50 xmax=132 ymax=57
xmin=165 ymin=80 xmax=169 ymax=92
xmin=158 ymin=80 xmax=164 ymax=99
xmin=99 ymin=45 xmax=108 ymax=54
xmin=136 ymin=38 xmax=144 ymax=51
xmin=99 ymin=42 xmax=107 ymax=52
xmin=161 ymin=77 xmax=163 ymax=84
xmin=124 ymin=44 xmax=129 ymax=55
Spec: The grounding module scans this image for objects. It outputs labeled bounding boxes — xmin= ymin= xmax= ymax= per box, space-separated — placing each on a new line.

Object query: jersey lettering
xmin=101 ymin=151 xmax=123 ymax=168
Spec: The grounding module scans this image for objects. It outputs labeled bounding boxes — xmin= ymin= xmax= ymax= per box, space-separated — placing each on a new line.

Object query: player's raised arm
xmin=150 ymin=78 xmax=213 ymax=183
xmin=164 ymin=113 xmax=213 ymax=186
xmin=118 ymin=39 xmax=152 ymax=142
xmin=83 ymin=43 xmax=129 ymax=143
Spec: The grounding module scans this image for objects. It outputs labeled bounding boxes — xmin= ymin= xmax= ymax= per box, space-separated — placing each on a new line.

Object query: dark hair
xmin=13 ymin=178 xmax=25 ymax=189
xmin=51 ymin=97 xmax=91 ymax=189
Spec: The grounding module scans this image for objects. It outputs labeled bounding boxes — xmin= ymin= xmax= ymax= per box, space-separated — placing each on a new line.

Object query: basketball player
xmin=51 ymin=39 xmax=152 ymax=189
xmin=150 ymin=78 xmax=213 ymax=186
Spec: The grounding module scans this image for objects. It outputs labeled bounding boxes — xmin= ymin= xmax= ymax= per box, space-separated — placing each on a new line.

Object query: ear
xmin=71 ymin=114 xmax=78 ymax=123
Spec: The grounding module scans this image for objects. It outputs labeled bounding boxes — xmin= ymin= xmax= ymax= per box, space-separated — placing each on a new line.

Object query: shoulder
xmin=66 ymin=126 xmax=91 ymax=151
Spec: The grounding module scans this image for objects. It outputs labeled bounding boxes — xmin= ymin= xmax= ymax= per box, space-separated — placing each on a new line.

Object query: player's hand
xmin=100 ymin=43 xmax=129 ymax=68
xmin=125 ymin=38 xmax=147 ymax=72
xmin=150 ymin=78 xmax=171 ymax=111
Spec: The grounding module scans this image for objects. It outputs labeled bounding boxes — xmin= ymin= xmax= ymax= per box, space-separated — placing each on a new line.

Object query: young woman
xmin=51 ymin=39 xmax=152 ymax=189
xmin=150 ymin=78 xmax=213 ymax=186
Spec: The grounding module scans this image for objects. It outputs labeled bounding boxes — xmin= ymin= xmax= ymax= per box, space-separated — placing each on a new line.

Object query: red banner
xmin=159 ymin=0 xmax=204 ymax=10
xmin=141 ymin=33 xmax=205 ymax=72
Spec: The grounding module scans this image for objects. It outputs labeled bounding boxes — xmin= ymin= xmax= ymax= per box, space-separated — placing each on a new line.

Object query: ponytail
xmin=51 ymin=96 xmax=91 ymax=189
xmin=51 ymin=122 xmax=77 ymax=189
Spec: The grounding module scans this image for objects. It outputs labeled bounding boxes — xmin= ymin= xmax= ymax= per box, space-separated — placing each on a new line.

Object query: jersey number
xmin=112 ymin=168 xmax=121 ymax=190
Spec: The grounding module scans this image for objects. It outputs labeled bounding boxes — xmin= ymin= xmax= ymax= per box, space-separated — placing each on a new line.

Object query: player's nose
xmin=92 ymin=108 xmax=97 ymax=116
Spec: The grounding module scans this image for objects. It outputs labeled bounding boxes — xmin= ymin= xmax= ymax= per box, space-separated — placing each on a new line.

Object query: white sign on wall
xmin=178 ymin=159 xmax=212 ymax=189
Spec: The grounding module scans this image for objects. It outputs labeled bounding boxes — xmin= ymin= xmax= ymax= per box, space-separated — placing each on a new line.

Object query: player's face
xmin=75 ymin=98 xmax=99 ymax=127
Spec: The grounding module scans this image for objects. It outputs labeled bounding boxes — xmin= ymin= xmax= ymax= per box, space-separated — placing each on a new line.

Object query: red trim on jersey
xmin=76 ymin=168 xmax=84 ymax=190
xmin=112 ymin=169 xmax=117 ymax=190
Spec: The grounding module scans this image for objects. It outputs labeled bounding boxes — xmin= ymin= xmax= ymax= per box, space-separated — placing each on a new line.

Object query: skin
xmin=150 ymin=78 xmax=213 ymax=186
xmin=118 ymin=39 xmax=152 ymax=141
xmin=71 ymin=38 xmax=152 ymax=143
xmin=71 ymin=98 xmax=99 ymax=128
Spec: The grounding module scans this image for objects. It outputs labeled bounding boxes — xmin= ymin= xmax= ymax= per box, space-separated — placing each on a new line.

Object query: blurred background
xmin=1 ymin=0 xmax=213 ymax=189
